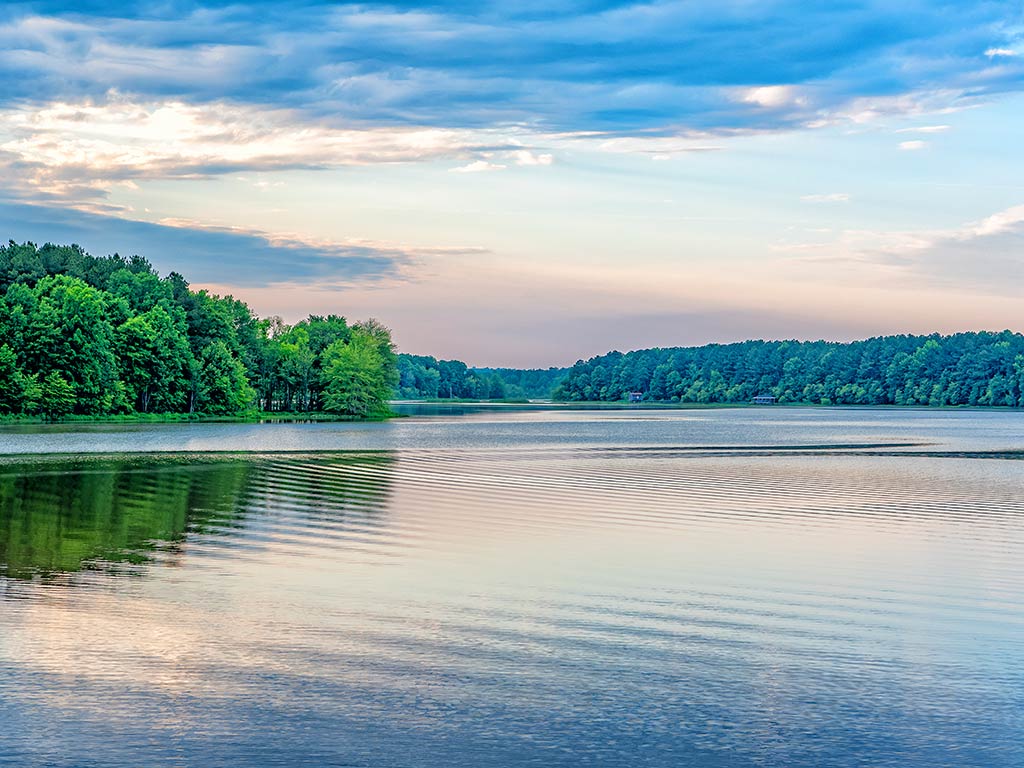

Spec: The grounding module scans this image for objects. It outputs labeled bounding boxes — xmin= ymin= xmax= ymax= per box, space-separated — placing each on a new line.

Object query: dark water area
xmin=1 ymin=408 xmax=1023 ymax=766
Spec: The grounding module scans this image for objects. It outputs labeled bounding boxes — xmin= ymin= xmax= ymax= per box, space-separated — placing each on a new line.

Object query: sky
xmin=0 ymin=1 xmax=1023 ymax=366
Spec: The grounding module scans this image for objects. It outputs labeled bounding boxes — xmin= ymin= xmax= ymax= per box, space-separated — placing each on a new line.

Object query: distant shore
xmin=395 ymin=400 xmax=1020 ymax=411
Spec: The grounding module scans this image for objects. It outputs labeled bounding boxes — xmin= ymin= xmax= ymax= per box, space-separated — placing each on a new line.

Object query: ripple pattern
xmin=2 ymin=442 xmax=1023 ymax=768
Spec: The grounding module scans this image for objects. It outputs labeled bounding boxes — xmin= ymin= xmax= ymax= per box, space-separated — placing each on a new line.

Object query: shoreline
xmin=0 ymin=411 xmax=398 ymax=426
xmin=0 ymin=401 xmax=1021 ymax=426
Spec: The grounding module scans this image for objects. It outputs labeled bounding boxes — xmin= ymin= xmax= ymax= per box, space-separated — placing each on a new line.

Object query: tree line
xmin=396 ymin=354 xmax=566 ymax=400
xmin=0 ymin=242 xmax=398 ymax=418
xmin=553 ymin=334 xmax=1024 ymax=407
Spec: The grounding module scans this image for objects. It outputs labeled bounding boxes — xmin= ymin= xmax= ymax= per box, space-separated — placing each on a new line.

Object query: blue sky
xmin=1 ymin=1 xmax=1023 ymax=365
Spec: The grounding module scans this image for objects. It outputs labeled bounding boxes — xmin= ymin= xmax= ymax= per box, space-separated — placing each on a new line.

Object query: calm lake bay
xmin=1 ymin=407 xmax=1023 ymax=767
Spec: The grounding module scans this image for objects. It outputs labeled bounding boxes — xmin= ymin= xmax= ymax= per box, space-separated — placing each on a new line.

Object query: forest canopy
xmin=5 ymin=241 xmax=1023 ymax=418
xmin=553 ymin=335 xmax=1024 ymax=407
xmin=0 ymin=242 xmax=398 ymax=418
xmin=395 ymin=355 xmax=566 ymax=400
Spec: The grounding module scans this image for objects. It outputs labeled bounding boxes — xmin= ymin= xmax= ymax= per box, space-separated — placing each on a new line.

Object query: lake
xmin=1 ymin=407 xmax=1023 ymax=767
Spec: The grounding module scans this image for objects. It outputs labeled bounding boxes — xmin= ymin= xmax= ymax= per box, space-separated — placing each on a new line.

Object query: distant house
xmin=628 ymin=392 xmax=644 ymax=403
xmin=751 ymin=394 xmax=777 ymax=405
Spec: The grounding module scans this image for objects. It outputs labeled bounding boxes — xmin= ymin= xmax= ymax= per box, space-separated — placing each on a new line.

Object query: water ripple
xmin=2 ymin=417 xmax=1024 ymax=767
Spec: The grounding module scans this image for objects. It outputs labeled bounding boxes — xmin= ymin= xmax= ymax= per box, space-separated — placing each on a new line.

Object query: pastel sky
xmin=1 ymin=1 xmax=1023 ymax=366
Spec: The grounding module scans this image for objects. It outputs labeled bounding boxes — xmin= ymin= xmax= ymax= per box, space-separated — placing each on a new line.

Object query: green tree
xmin=115 ymin=305 xmax=195 ymax=412
xmin=197 ymin=342 xmax=255 ymax=415
xmin=0 ymin=345 xmax=29 ymax=413
xmin=320 ymin=329 xmax=393 ymax=417
xmin=27 ymin=275 xmax=124 ymax=414
xmin=39 ymin=372 xmax=76 ymax=420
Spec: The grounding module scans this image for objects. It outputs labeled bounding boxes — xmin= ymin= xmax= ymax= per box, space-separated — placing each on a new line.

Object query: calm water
xmin=1 ymin=407 xmax=1023 ymax=767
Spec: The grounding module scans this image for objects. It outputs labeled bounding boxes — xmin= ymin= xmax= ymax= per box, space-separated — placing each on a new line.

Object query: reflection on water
xmin=0 ymin=459 xmax=249 ymax=578
xmin=0 ymin=454 xmax=394 ymax=581
xmin=1 ymin=411 xmax=1023 ymax=768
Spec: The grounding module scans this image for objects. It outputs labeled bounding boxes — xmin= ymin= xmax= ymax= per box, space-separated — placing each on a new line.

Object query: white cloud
xmin=898 ymin=140 xmax=927 ymax=150
xmin=738 ymin=85 xmax=806 ymax=109
xmin=0 ymin=96 xmax=562 ymax=208
xmin=966 ymin=203 xmax=1024 ymax=237
xmin=779 ymin=203 xmax=1024 ymax=294
xmin=449 ymin=160 xmax=507 ymax=173
xmin=0 ymin=4 xmax=1021 ymax=143
xmin=511 ymin=150 xmax=554 ymax=166
xmin=895 ymin=125 xmax=950 ymax=133
xmin=801 ymin=193 xmax=850 ymax=203
xmin=594 ymin=135 xmax=725 ymax=157
xmin=819 ymin=89 xmax=971 ymax=128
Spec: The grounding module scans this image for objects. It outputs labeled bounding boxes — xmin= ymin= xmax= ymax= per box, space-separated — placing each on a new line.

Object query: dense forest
xmin=396 ymin=355 xmax=566 ymax=399
xmin=6 ymin=242 xmax=1023 ymax=417
xmin=554 ymin=334 xmax=1024 ymax=406
xmin=0 ymin=242 xmax=398 ymax=418
xmin=478 ymin=367 xmax=568 ymax=399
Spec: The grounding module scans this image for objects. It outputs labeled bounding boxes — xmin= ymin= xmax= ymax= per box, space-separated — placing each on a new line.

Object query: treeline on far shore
xmin=4 ymin=242 xmax=1024 ymax=421
xmin=396 ymin=354 xmax=566 ymax=400
xmin=553 ymin=334 xmax=1024 ymax=406
xmin=0 ymin=242 xmax=398 ymax=419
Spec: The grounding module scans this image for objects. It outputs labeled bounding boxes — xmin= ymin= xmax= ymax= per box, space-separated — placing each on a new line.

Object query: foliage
xmin=552 ymin=334 xmax=1024 ymax=406
xmin=0 ymin=241 xmax=398 ymax=419
xmin=397 ymin=355 xmax=566 ymax=400
xmin=198 ymin=341 xmax=256 ymax=415
xmin=320 ymin=329 xmax=393 ymax=417
xmin=39 ymin=372 xmax=76 ymax=419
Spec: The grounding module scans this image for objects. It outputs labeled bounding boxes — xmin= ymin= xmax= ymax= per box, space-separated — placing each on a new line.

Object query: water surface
xmin=1 ymin=408 xmax=1023 ymax=767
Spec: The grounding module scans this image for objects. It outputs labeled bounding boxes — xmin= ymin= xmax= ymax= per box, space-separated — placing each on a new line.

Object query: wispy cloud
xmin=867 ymin=204 xmax=1024 ymax=292
xmin=593 ymin=135 xmax=725 ymax=157
xmin=511 ymin=150 xmax=553 ymax=167
xmin=0 ymin=97 xmax=556 ymax=208
xmin=450 ymin=160 xmax=506 ymax=173
xmin=778 ymin=203 xmax=1024 ymax=295
xmin=0 ymin=199 xmax=486 ymax=287
xmin=801 ymin=193 xmax=850 ymax=203
xmin=894 ymin=125 xmax=950 ymax=133
xmin=898 ymin=140 xmax=928 ymax=150
xmin=0 ymin=2 xmax=1021 ymax=136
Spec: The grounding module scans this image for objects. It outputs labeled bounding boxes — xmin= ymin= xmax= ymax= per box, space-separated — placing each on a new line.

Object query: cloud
xmin=511 ymin=150 xmax=553 ymax=166
xmin=782 ymin=203 xmax=1024 ymax=295
xmin=448 ymin=150 xmax=553 ymax=171
xmin=867 ymin=204 xmax=1024 ymax=292
xmin=0 ymin=200 xmax=485 ymax=287
xmin=898 ymin=140 xmax=927 ymax=150
xmin=964 ymin=203 xmax=1024 ymax=237
xmin=0 ymin=97 xmax=555 ymax=208
xmin=449 ymin=160 xmax=507 ymax=173
xmin=593 ymin=135 xmax=725 ymax=157
xmin=801 ymin=193 xmax=850 ymax=203
xmin=739 ymin=85 xmax=806 ymax=109
xmin=0 ymin=2 xmax=1021 ymax=137
xmin=894 ymin=125 xmax=950 ymax=133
